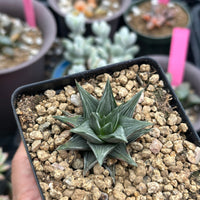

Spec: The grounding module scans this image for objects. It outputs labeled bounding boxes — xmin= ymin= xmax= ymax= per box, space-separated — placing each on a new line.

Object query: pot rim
xmin=123 ymin=0 xmax=191 ymax=40
xmin=48 ymin=0 xmax=131 ymax=23
xmin=0 ymin=0 xmax=57 ymax=75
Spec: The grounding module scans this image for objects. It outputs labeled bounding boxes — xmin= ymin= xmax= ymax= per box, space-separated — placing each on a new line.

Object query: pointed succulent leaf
xmin=100 ymin=122 xmax=113 ymax=135
xmin=126 ymin=46 xmax=140 ymax=55
xmin=107 ymin=90 xmax=143 ymax=119
xmin=57 ymin=135 xmax=90 ymax=151
xmin=0 ymin=151 xmax=8 ymax=166
xmin=128 ymin=128 xmax=152 ymax=144
xmin=87 ymin=142 xmax=117 ymax=166
xmin=83 ymin=151 xmax=98 ymax=176
xmin=109 ymin=143 xmax=137 ymax=166
xmin=120 ymin=116 xmax=152 ymax=139
xmin=76 ymin=81 xmax=99 ymax=118
xmin=53 ymin=115 xmax=82 ymax=127
xmin=97 ymin=80 xmax=117 ymax=116
xmin=175 ymin=82 xmax=190 ymax=100
xmin=100 ymin=125 xmax=128 ymax=143
xmin=71 ymin=121 xmax=103 ymax=144
xmin=103 ymin=164 xmax=116 ymax=184
xmin=0 ymin=163 xmax=11 ymax=173
xmin=187 ymin=93 xmax=200 ymax=107
xmin=89 ymin=112 xmax=101 ymax=135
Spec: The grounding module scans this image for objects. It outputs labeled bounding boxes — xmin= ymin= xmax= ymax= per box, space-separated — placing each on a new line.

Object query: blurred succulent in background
xmin=0 ymin=148 xmax=10 ymax=181
xmin=141 ymin=0 xmax=176 ymax=30
xmin=62 ymin=13 xmax=139 ymax=74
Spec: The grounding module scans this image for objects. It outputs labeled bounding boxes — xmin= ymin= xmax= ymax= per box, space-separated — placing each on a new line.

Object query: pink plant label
xmin=23 ymin=0 xmax=36 ymax=27
xmin=159 ymin=0 xmax=170 ymax=4
xmin=168 ymin=27 xmax=190 ymax=86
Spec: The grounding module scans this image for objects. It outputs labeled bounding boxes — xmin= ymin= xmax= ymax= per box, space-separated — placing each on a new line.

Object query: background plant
xmin=63 ymin=13 xmax=139 ymax=74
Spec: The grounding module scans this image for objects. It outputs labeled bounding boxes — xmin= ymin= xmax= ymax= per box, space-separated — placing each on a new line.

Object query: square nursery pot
xmin=0 ymin=0 xmax=56 ymax=149
xmin=12 ymin=57 xmax=200 ymax=200
xmin=48 ymin=0 xmax=131 ymax=38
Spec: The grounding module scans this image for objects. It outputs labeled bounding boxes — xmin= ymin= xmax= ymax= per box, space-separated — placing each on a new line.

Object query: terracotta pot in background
xmin=48 ymin=0 xmax=131 ymax=37
xmin=148 ymin=55 xmax=200 ymax=133
xmin=0 ymin=0 xmax=56 ymax=151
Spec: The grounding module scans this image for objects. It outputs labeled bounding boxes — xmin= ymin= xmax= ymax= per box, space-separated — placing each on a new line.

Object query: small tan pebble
xmin=142 ymin=97 xmax=154 ymax=106
xmin=126 ymin=70 xmax=136 ymax=79
xmin=33 ymin=159 xmax=43 ymax=171
xmin=147 ymin=84 xmax=155 ymax=92
xmin=82 ymin=83 xmax=95 ymax=93
xmin=184 ymin=140 xmax=196 ymax=151
xmin=163 ymin=184 xmax=173 ymax=191
xmin=147 ymin=182 xmax=160 ymax=194
xmin=139 ymin=72 xmax=149 ymax=81
xmin=53 ymin=169 xmax=65 ymax=180
xmin=93 ymin=163 xmax=104 ymax=175
xmin=187 ymin=150 xmax=197 ymax=164
xmin=94 ymin=86 xmax=103 ymax=97
xmin=92 ymin=186 xmax=101 ymax=200
xmin=118 ymin=74 xmax=128 ymax=85
xmin=173 ymin=140 xmax=183 ymax=153
xmin=72 ymin=158 xmax=83 ymax=169
xmin=135 ymin=165 xmax=146 ymax=177
xmin=124 ymin=186 xmax=136 ymax=196
xmin=149 ymin=127 xmax=160 ymax=138
xmin=52 ymin=124 xmax=61 ymax=134
xmin=47 ymin=106 xmax=57 ymax=115
xmin=149 ymin=74 xmax=159 ymax=84
xmin=31 ymin=140 xmax=41 ymax=152
xmin=37 ymin=150 xmax=50 ymax=161
xmin=179 ymin=123 xmax=188 ymax=132
xmin=35 ymin=104 xmax=46 ymax=115
xmin=40 ymin=182 xmax=49 ymax=192
xmin=155 ymin=112 xmax=166 ymax=125
xmin=36 ymin=116 xmax=46 ymax=124
xmin=118 ymin=86 xmax=128 ymax=98
xmin=140 ymin=64 xmax=151 ymax=72
xmin=64 ymin=85 xmax=76 ymax=96
xmin=136 ymin=182 xmax=147 ymax=195
xmin=29 ymin=130 xmax=43 ymax=140
xmin=167 ymin=114 xmax=178 ymax=126
xmin=159 ymin=126 xmax=172 ymax=136
xmin=44 ymin=89 xmax=56 ymax=98
xmin=150 ymin=139 xmax=163 ymax=154
xmin=141 ymin=149 xmax=152 ymax=159
xmin=115 ymin=163 xmax=126 ymax=176
xmin=130 ymin=141 xmax=144 ymax=151
xmin=130 ymin=64 xmax=139 ymax=72
xmin=50 ymin=188 xmax=63 ymax=199
xmin=125 ymin=80 xmax=134 ymax=91
xmin=63 ymin=189 xmax=74 ymax=198
xmin=39 ymin=122 xmax=51 ymax=131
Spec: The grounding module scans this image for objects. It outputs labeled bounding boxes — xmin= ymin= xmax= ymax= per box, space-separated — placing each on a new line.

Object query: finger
xmin=12 ymin=141 xmax=42 ymax=200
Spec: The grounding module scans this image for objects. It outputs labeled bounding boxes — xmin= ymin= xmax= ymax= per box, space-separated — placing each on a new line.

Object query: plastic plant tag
xmin=23 ymin=0 xmax=36 ymax=27
xmin=168 ymin=27 xmax=190 ymax=86
xmin=158 ymin=0 xmax=170 ymax=4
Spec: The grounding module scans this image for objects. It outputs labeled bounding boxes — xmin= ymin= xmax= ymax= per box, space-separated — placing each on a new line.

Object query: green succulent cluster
xmin=0 ymin=148 xmax=10 ymax=181
xmin=54 ymin=80 xmax=151 ymax=175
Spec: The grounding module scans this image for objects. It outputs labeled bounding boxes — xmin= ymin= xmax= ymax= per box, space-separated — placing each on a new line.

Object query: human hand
xmin=12 ymin=141 xmax=42 ymax=200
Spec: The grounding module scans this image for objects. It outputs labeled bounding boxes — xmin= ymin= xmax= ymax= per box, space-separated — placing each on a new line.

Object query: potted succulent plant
xmin=124 ymin=0 xmax=191 ymax=55
xmin=12 ymin=57 xmax=200 ymax=199
xmin=0 ymin=0 xmax=56 ymax=149
xmin=52 ymin=13 xmax=139 ymax=78
xmin=48 ymin=0 xmax=131 ymax=37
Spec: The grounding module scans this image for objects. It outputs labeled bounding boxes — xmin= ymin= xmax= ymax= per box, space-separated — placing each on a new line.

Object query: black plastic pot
xmin=124 ymin=0 xmax=191 ymax=56
xmin=0 ymin=0 xmax=56 ymax=150
xmin=48 ymin=0 xmax=131 ymax=37
xmin=148 ymin=55 xmax=200 ymax=133
xmin=11 ymin=57 xmax=200 ymax=199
